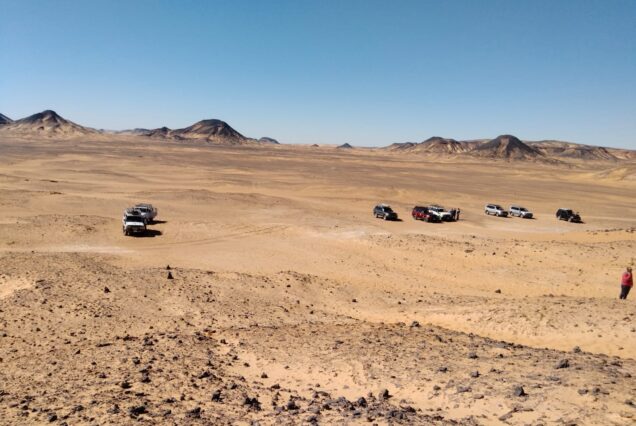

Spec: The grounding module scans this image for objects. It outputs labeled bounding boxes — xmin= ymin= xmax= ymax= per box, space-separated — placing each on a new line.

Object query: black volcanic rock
xmin=0 ymin=110 xmax=96 ymax=135
xmin=419 ymin=136 xmax=468 ymax=154
xmin=385 ymin=137 xmax=468 ymax=154
xmin=137 ymin=118 xmax=254 ymax=145
xmin=337 ymin=143 xmax=354 ymax=149
xmin=529 ymin=140 xmax=619 ymax=161
xmin=473 ymin=135 xmax=543 ymax=159
xmin=386 ymin=142 xmax=416 ymax=151
xmin=258 ymin=137 xmax=279 ymax=144
xmin=0 ymin=113 xmax=12 ymax=125
xmin=144 ymin=127 xmax=172 ymax=138
xmin=171 ymin=119 xmax=246 ymax=143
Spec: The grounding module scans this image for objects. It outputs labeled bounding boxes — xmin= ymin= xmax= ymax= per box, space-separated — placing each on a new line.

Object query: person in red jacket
xmin=620 ymin=267 xmax=633 ymax=300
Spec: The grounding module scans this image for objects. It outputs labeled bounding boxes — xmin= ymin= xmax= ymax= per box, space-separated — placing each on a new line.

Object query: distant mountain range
xmin=0 ymin=110 xmax=634 ymax=161
xmin=386 ymin=134 xmax=635 ymax=162
xmin=0 ymin=110 xmax=277 ymax=146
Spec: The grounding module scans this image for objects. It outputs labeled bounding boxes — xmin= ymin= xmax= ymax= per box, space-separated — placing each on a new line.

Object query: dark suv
xmin=374 ymin=204 xmax=398 ymax=221
xmin=412 ymin=206 xmax=440 ymax=222
xmin=556 ymin=208 xmax=582 ymax=223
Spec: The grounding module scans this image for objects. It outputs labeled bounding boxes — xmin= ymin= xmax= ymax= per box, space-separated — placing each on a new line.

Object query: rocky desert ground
xmin=1 ymin=133 xmax=635 ymax=425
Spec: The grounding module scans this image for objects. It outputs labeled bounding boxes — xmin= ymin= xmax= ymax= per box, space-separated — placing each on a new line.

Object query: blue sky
xmin=1 ymin=0 xmax=634 ymax=148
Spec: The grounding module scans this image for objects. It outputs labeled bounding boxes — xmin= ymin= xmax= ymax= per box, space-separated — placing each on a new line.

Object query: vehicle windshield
xmin=125 ymin=216 xmax=144 ymax=222
xmin=519 ymin=207 xmax=528 ymax=212
xmin=136 ymin=207 xmax=150 ymax=212
xmin=429 ymin=207 xmax=443 ymax=212
xmin=494 ymin=205 xmax=503 ymax=210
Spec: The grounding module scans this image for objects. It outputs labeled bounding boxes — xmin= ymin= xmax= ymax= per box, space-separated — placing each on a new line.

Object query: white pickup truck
xmin=122 ymin=210 xmax=147 ymax=236
xmin=133 ymin=203 xmax=158 ymax=224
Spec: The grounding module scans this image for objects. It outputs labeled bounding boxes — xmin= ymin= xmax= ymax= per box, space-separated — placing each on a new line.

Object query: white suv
xmin=509 ymin=205 xmax=533 ymax=219
xmin=484 ymin=204 xmax=508 ymax=217
xmin=427 ymin=205 xmax=452 ymax=221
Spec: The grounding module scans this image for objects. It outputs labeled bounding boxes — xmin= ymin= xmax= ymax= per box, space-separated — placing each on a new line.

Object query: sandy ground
xmin=0 ymin=136 xmax=635 ymax=425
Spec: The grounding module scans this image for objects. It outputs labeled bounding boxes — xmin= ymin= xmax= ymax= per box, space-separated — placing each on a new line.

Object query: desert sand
xmin=1 ymin=135 xmax=635 ymax=425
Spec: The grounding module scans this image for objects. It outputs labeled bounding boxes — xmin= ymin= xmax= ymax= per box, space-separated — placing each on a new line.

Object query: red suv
xmin=412 ymin=206 xmax=440 ymax=222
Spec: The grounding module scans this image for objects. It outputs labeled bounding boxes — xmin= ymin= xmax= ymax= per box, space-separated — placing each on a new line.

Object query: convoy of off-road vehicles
xmin=122 ymin=203 xmax=158 ymax=236
xmin=120 ymin=200 xmax=583 ymax=237
xmin=373 ymin=203 xmax=583 ymax=224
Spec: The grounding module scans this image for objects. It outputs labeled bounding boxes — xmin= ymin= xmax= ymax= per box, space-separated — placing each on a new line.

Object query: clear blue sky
xmin=1 ymin=0 xmax=634 ymax=148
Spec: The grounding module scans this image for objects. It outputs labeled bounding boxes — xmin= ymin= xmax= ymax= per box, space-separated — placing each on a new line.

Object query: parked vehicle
xmin=122 ymin=209 xmax=147 ymax=236
xmin=412 ymin=206 xmax=440 ymax=222
xmin=374 ymin=204 xmax=398 ymax=220
xmin=556 ymin=208 xmax=582 ymax=223
xmin=134 ymin=203 xmax=158 ymax=224
xmin=485 ymin=204 xmax=508 ymax=217
xmin=509 ymin=205 xmax=533 ymax=219
xmin=427 ymin=205 xmax=453 ymax=221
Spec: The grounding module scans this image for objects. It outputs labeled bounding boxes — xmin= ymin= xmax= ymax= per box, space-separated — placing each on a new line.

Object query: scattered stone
xmin=286 ymin=399 xmax=299 ymax=410
xmin=186 ymin=407 xmax=202 ymax=418
xmin=470 ymin=371 xmax=480 ymax=378
xmin=572 ymin=346 xmax=582 ymax=353
xmin=578 ymin=389 xmax=588 ymax=395
xmin=260 ymin=372 xmax=268 ymax=379
xmin=467 ymin=352 xmax=478 ymax=359
xmin=166 ymin=265 xmax=171 ymax=270
xmin=437 ymin=366 xmax=448 ymax=373
xmin=555 ymin=359 xmax=570 ymax=369
xmin=457 ymin=386 xmax=472 ymax=393
xmin=244 ymin=397 xmax=261 ymax=410
xmin=513 ymin=386 xmax=527 ymax=397
xmin=120 ymin=381 xmax=132 ymax=389
xmin=356 ymin=397 xmax=367 ymax=407
xmin=495 ymin=289 xmax=501 ymax=294
xmin=167 ymin=272 xmax=174 ymax=280
xmin=198 ymin=370 xmax=212 ymax=379
xmin=47 ymin=414 xmax=58 ymax=422
xmin=499 ymin=410 xmax=514 ymax=421
xmin=410 ymin=321 xmax=420 ymax=328
xmin=128 ymin=405 xmax=147 ymax=418
xmin=378 ymin=388 xmax=391 ymax=400
xmin=103 ymin=287 xmax=110 ymax=293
